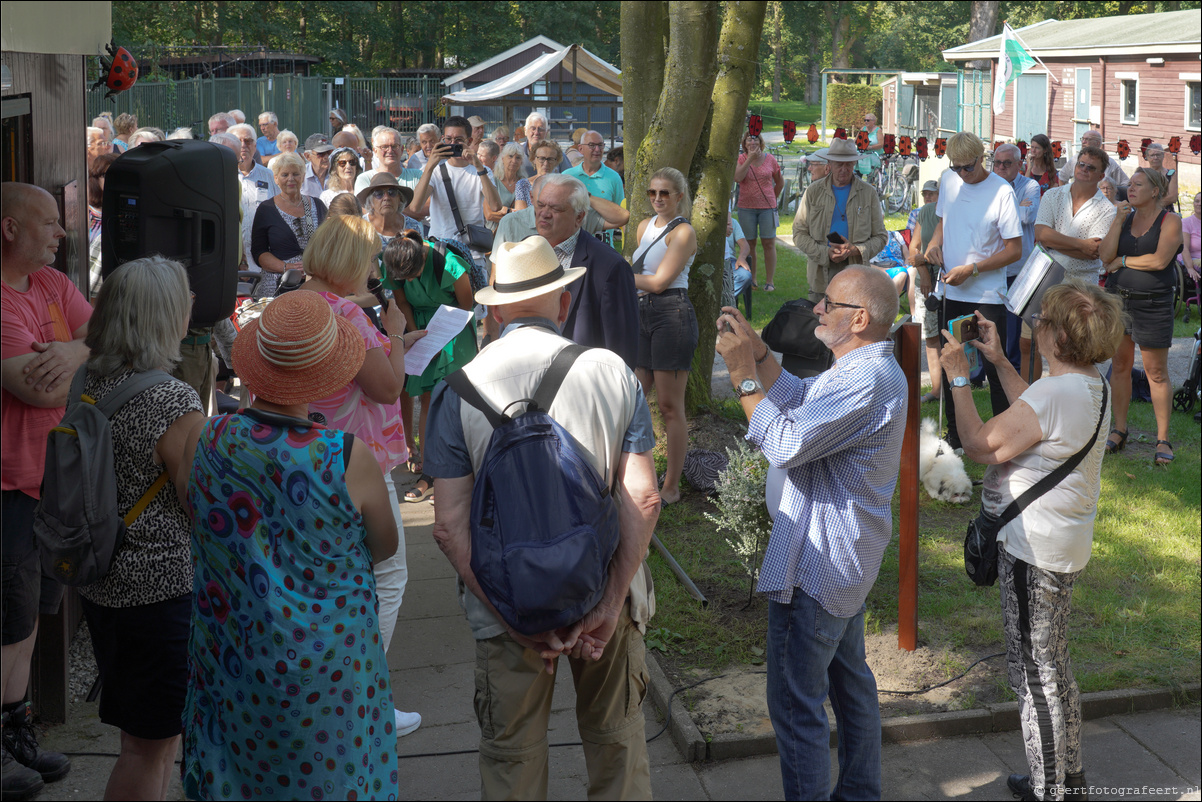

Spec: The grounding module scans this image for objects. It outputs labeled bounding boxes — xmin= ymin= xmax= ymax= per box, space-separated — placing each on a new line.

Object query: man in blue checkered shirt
xmin=716 ymin=265 xmax=907 ymax=801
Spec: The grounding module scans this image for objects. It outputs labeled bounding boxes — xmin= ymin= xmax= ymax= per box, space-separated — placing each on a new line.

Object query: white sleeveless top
xmin=633 ymin=216 xmax=693 ymax=292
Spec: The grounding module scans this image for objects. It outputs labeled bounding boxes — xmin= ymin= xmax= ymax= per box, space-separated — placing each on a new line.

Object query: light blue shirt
xmin=725 ymin=218 xmax=746 ymax=262
xmin=831 ymin=184 xmax=852 ymax=240
xmin=1007 ymin=173 xmax=1042 ymax=276
xmin=563 ymin=163 xmax=625 ymax=205
xmin=748 ymin=341 xmax=907 ymax=617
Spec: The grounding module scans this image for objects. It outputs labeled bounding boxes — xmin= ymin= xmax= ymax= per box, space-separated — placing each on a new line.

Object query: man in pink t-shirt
xmin=1 ymin=183 xmax=90 ymax=796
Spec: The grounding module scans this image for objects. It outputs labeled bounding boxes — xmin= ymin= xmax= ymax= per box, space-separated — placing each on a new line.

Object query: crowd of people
xmin=0 ymin=105 xmax=1189 ymax=802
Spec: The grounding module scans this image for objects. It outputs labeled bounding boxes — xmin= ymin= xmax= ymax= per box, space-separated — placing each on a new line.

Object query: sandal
xmin=406 ymin=448 xmax=422 ymax=474
xmin=404 ymin=475 xmax=433 ymax=502
xmin=1153 ymin=440 xmax=1175 ymax=466
xmin=1104 ymin=428 xmax=1128 ymax=454
xmin=920 ymin=390 xmax=940 ymax=404
xmin=764 ymin=283 xmax=776 ymax=292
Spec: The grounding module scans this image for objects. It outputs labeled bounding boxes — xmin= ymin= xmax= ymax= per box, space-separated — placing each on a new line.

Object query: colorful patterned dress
xmin=183 ymin=410 xmax=398 ymax=801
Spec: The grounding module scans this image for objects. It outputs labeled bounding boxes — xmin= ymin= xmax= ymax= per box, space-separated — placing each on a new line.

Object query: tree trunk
xmin=685 ymin=0 xmax=770 ymax=411
xmin=966 ymin=1 xmax=999 ymax=71
xmin=619 ymin=0 xmax=670 ymax=246
xmin=771 ymin=1 xmax=782 ymax=102
xmin=825 ymin=2 xmax=851 ymax=77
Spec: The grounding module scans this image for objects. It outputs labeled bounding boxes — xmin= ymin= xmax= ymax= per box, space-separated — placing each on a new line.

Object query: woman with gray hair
xmin=488 ymin=142 xmax=531 ymax=223
xmin=1142 ymin=142 xmax=1179 ymax=212
xmin=251 ymin=151 xmax=328 ymax=295
xmin=75 ymin=256 xmax=205 ymax=800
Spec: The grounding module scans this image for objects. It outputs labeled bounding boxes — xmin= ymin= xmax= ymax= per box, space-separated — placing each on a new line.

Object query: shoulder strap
xmin=94 ymin=369 xmax=175 ymax=418
xmin=630 ymin=217 xmax=685 ymax=273
xmin=68 ymin=365 xmax=89 ymax=409
xmin=439 ymin=163 xmax=468 ymax=237
xmin=530 ymin=344 xmax=588 ymax=413
xmin=444 ymin=368 xmax=509 ymax=430
xmin=996 ymin=380 xmax=1108 ymax=528
xmin=123 ymin=471 xmax=169 ymax=527
xmin=428 ymin=240 xmax=448 ymax=285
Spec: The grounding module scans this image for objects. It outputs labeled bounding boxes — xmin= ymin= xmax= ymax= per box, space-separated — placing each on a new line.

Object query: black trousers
xmin=939 ymin=299 xmax=1009 ymax=448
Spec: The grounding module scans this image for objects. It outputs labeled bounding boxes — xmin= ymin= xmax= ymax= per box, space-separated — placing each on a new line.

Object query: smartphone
xmin=826 ymin=232 xmax=847 ymax=244
xmin=948 ymin=313 xmax=981 ymax=373
xmin=448 ymin=143 xmax=464 ymax=158
xmin=719 ymin=318 xmax=734 ymax=334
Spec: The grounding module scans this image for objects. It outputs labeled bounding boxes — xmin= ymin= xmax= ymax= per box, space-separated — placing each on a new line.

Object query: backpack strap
xmin=530 ymin=344 xmax=588 ymax=413
xmin=123 ymin=471 xmax=169 ymax=527
xmin=94 ymin=369 xmax=175 ymax=418
xmin=445 ymin=368 xmax=509 ymax=430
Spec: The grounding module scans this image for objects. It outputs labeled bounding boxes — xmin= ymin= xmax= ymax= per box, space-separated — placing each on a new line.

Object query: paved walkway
xmin=37 ymin=485 xmax=1201 ymax=800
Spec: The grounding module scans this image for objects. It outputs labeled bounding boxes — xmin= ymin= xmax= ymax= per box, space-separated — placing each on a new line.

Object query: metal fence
xmin=87 ymin=75 xmax=447 ymax=140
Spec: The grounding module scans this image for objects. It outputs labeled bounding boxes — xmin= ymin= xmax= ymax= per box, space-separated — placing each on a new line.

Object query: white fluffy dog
xmin=919 ymin=418 xmax=973 ymax=504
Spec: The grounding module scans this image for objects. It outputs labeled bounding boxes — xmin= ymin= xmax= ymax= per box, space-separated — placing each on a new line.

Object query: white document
xmin=1006 ymin=246 xmax=1054 ymax=315
xmin=403 ymin=304 xmax=473 ymax=376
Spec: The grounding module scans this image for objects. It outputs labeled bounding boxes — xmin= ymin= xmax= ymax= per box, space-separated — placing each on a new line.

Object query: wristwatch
xmin=734 ymin=378 xmax=761 ymax=398
xmin=951 ymin=376 xmax=971 ymax=388
xmin=971 ymin=262 xmax=979 ymax=277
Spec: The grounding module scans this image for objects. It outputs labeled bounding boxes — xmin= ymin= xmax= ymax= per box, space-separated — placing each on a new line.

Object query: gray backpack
xmin=35 ymin=367 xmax=173 ymax=586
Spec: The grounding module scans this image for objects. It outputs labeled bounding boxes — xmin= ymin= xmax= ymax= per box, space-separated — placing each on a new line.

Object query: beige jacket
xmin=792 ymin=176 xmax=887 ymax=299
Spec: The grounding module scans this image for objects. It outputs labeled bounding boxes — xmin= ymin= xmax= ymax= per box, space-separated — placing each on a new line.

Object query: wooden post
xmin=894 ymin=321 xmax=920 ymax=651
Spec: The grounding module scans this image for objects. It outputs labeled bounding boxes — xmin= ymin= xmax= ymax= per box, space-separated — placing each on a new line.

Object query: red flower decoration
xmin=783 ymin=120 xmax=796 ymax=143
xmin=883 ymin=134 xmax=896 ymax=155
xmin=898 ymin=136 xmax=912 ymax=156
xmin=834 ymin=128 xmax=848 ymax=140
xmin=915 ymin=137 xmax=929 ymax=160
xmin=1052 ymin=141 xmax=1063 ymax=159
xmin=1116 ymin=140 xmax=1130 ymax=160
xmin=934 ymin=138 xmax=947 ymax=158
xmin=1191 ymin=134 xmax=1201 ymax=155
xmin=806 ymin=123 xmax=819 ymax=144
xmin=748 ymin=115 xmax=763 ymax=137
xmin=1167 ymin=136 xmax=1181 ymax=154
xmin=855 ymin=130 xmax=870 ymax=151
xmin=1017 ymin=140 xmax=1028 ymax=159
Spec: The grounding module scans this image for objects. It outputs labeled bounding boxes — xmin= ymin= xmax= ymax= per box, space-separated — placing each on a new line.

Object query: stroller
xmin=1172 ymin=327 xmax=1201 ymax=418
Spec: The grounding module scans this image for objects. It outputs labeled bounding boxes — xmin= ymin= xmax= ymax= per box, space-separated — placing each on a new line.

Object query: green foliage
xmin=826 ymin=83 xmax=882 ymax=132
xmin=705 ymin=443 xmax=773 ymax=602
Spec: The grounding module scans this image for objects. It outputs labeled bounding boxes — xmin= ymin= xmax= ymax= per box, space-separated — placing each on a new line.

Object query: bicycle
xmin=864 ymin=155 xmax=916 ymax=216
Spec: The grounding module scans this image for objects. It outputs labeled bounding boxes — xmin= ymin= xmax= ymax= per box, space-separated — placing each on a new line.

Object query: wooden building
xmin=942 ymin=10 xmax=1201 ymax=172
xmin=880 ymin=72 xmax=959 ymax=141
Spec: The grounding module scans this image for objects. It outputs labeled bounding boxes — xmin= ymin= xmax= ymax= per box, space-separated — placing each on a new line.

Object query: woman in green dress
xmin=382 ymin=230 xmax=478 ymax=502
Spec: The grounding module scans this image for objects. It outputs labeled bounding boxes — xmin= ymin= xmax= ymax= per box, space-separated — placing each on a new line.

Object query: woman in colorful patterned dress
xmin=179 ymin=290 xmax=400 ymax=801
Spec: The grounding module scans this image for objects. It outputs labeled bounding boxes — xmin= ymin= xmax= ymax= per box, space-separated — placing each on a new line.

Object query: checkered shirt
xmin=747 ymin=341 xmax=908 ymax=617
xmin=552 ymin=230 xmax=581 ymax=270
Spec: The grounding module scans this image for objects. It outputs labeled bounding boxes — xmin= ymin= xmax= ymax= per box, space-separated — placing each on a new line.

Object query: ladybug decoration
xmin=934 ymin=138 xmax=947 ymax=158
xmin=993 ymin=140 xmax=1005 ymax=153
xmin=882 ymin=134 xmax=896 ymax=155
xmin=1016 ymin=140 xmax=1028 ymax=159
xmin=855 ymin=130 xmax=870 ymax=151
xmin=898 ymin=136 xmax=912 ymax=157
xmin=783 ymin=120 xmax=797 ymax=143
xmin=91 ymin=41 xmax=138 ymax=101
xmin=834 ymin=127 xmax=848 ymax=140
xmin=1116 ymin=140 xmax=1130 ymax=160
xmin=747 ymin=115 xmax=764 ymax=137
xmin=915 ymin=137 xmax=929 ymax=160
xmin=1052 ymin=141 xmax=1063 ymax=159
xmin=806 ymin=123 xmax=819 ymax=144
xmin=1140 ymin=138 xmax=1153 ymax=159
xmin=1167 ymin=136 xmax=1181 ymax=154
xmin=1190 ymin=134 xmax=1201 ymax=155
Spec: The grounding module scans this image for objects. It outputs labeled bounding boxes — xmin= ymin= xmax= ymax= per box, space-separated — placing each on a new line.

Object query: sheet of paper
xmin=403 ymin=304 xmax=474 ymax=376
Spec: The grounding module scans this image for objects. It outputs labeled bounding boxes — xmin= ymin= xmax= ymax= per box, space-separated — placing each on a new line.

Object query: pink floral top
xmin=736 ymin=152 xmax=782 ymax=210
xmin=308 ymin=292 xmax=408 ymax=473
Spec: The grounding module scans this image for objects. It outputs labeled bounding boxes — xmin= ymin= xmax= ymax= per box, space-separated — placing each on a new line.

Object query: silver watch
xmin=951 ymin=376 xmax=971 ymax=388
xmin=734 ymin=378 xmax=760 ymax=398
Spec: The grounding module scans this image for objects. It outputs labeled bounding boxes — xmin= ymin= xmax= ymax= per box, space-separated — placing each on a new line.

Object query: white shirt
xmin=428 ymin=162 xmax=493 ymax=242
xmin=238 ymin=163 xmax=278 ymax=270
xmin=354 ymin=167 xmax=404 ymax=194
xmin=936 ymin=170 xmax=1022 ymax=304
xmin=1034 ymin=185 xmax=1118 ymax=279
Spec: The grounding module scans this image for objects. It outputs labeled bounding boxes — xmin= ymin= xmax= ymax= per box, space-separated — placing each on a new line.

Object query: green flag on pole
xmin=992 ymin=23 xmax=1036 ymax=114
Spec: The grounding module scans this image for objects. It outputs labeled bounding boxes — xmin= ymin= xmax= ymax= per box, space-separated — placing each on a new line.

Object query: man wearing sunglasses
xmin=923 ymin=131 xmax=1022 ymax=452
xmin=301 ymin=133 xmax=335 ymax=200
xmin=1058 ymin=129 xmax=1129 ymax=194
xmin=992 ymin=143 xmax=1042 ymax=372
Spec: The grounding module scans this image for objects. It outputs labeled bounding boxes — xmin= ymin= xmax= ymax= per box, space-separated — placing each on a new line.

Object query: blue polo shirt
xmin=256 ymin=136 xmax=280 ymax=161
xmin=563 ymin=163 xmax=625 ymax=205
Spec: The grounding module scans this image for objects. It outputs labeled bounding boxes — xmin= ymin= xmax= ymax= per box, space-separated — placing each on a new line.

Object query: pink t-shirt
xmin=736 ymin=152 xmax=782 ymax=210
xmin=1182 ymin=214 xmax=1201 ymax=265
xmin=307 ymin=292 xmax=408 ymax=473
xmin=2 ymin=267 xmax=93 ymax=497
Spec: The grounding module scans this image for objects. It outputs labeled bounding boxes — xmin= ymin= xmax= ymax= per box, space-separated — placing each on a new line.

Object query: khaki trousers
xmin=473 ymin=602 xmax=652 ymax=801
xmin=173 ymin=327 xmax=214 ymax=415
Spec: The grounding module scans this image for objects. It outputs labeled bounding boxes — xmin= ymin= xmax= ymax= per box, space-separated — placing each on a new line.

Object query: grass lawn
xmin=644 ymin=209 xmax=1202 ymax=704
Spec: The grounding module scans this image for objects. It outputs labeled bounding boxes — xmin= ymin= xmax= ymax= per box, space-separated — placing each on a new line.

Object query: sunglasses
xmin=820 ymin=293 xmax=864 ymax=311
xmin=949 ymin=158 xmax=979 ymax=175
xmin=646 ymin=189 xmax=674 ymax=200
xmin=372 ymin=188 xmax=402 ymax=199
xmin=993 ymin=160 xmax=1016 ymax=169
xmin=335 ymin=159 xmax=357 ymax=167
xmin=1076 ymin=162 xmax=1100 ymax=174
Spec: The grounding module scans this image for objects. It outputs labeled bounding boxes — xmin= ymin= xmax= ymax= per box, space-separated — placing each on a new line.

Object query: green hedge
xmin=826 ymin=84 xmax=883 ymax=132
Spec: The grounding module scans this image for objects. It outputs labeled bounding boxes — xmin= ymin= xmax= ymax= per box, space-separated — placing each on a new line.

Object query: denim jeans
xmin=766 ymin=589 xmax=881 ymax=801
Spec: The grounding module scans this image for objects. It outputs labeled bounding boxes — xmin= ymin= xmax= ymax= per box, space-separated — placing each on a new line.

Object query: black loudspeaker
xmin=101 ymin=140 xmax=239 ymax=328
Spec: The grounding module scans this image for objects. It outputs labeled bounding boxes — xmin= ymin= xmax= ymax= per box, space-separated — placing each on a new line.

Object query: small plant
xmin=705 ymin=442 xmax=773 ymax=605
xmin=646 ymin=627 xmax=686 ymax=654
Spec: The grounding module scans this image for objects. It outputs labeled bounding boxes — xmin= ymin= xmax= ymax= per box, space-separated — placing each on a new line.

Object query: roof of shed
xmin=943 ymin=10 xmax=1200 ymax=61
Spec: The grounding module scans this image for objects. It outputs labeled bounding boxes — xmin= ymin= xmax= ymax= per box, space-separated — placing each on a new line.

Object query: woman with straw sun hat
xmin=178 ymin=290 xmax=400 ymax=801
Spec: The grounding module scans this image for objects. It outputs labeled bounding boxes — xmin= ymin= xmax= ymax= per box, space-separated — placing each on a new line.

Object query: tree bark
xmin=685 ymin=0 xmax=769 ymax=410
xmin=620 ymin=1 xmax=670 ymax=246
xmin=966 ymin=1 xmax=999 ymax=71
xmin=772 ymin=1 xmax=782 ymax=102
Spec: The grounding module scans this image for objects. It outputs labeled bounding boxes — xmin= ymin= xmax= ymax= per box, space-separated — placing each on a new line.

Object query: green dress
xmin=403 ymin=244 xmax=478 ymax=396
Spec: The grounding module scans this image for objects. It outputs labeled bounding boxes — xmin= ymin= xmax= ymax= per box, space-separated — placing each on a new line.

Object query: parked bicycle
xmin=864 ymin=154 xmax=917 ymax=215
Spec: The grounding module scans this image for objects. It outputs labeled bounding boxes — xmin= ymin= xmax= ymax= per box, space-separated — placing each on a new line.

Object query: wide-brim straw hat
xmin=232 ymin=290 xmax=365 ymax=406
xmin=824 ymin=138 xmax=864 ymax=162
xmin=475 ymin=236 xmax=586 ymax=306
xmin=355 ymin=171 xmax=415 ymax=207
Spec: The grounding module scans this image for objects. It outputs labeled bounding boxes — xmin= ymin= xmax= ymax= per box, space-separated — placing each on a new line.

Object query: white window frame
xmin=1116 ymin=72 xmax=1139 ymax=126
xmin=1182 ymin=73 xmax=1201 ymax=132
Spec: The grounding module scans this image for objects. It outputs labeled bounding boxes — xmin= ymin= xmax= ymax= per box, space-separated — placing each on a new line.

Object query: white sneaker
xmin=394 ymin=709 xmax=421 ymax=737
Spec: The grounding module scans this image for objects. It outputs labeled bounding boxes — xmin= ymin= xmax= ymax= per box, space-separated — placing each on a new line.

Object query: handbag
xmin=439 ymin=163 xmax=494 ymax=252
xmin=964 ymin=379 xmax=1108 ymax=587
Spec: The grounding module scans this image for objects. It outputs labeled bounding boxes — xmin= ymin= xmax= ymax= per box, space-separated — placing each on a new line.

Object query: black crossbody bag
xmin=439 ymin=163 xmax=494 ymax=252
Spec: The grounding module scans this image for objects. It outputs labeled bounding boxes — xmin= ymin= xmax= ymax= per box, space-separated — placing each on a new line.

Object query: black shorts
xmin=81 ymin=594 xmax=190 ymax=740
xmin=638 ymin=289 xmax=699 ymax=372
xmin=1 ymin=490 xmax=65 ymax=646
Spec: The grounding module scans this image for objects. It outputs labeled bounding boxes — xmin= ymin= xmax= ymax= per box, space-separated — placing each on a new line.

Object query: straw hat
xmin=824 ymin=138 xmax=864 ymax=162
xmin=474 ymin=237 xmax=586 ymax=306
xmin=355 ymin=171 xmax=415 ymax=207
xmin=232 ymin=290 xmax=365 ymax=406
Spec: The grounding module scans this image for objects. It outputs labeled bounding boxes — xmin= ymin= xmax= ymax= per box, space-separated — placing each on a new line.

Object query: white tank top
xmin=633 ymin=216 xmax=693 ymax=292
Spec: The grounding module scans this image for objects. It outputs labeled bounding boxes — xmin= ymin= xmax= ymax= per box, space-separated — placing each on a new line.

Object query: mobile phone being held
xmin=826 ymin=232 xmax=847 ymax=244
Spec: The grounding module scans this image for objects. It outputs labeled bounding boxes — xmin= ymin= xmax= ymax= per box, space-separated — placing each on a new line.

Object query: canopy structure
xmin=441 ymin=44 xmax=622 ymax=107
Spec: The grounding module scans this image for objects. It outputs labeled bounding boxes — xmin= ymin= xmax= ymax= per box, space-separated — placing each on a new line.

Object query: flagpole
xmin=1005 ymin=21 xmax=1060 ymax=83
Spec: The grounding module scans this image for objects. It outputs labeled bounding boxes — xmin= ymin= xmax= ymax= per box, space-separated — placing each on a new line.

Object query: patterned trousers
xmin=1000 ymin=549 xmax=1084 ymax=802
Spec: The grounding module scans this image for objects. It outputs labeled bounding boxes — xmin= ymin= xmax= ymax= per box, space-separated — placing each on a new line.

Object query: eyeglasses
xmin=443 ymin=137 xmax=468 ymax=145
xmin=1029 ymin=313 xmax=1043 ymax=326
xmin=949 ymin=159 xmax=979 ymax=175
xmin=375 ymin=143 xmax=400 ymax=151
xmin=534 ymin=156 xmax=558 ymax=164
xmin=646 ymin=189 xmax=674 ymax=200
xmin=583 ymin=142 xmax=605 ymax=150
xmin=1076 ymin=162 xmax=1100 ymax=173
xmin=993 ymin=160 xmax=1016 ymax=169
xmin=820 ymin=294 xmax=864 ymax=311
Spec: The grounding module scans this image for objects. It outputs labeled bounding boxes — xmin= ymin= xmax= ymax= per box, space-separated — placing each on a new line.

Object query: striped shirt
xmin=747 ymin=341 xmax=907 ymax=617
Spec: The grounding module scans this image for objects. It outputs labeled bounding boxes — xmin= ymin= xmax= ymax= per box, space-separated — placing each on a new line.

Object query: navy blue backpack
xmin=444 ymin=343 xmax=620 ymax=636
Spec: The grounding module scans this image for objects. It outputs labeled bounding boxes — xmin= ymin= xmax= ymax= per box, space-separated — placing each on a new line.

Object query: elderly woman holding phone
xmin=940 ymin=279 xmax=1124 ymax=802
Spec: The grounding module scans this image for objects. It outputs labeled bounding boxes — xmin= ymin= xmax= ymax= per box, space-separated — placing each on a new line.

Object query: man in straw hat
xmin=792 ymin=137 xmax=887 ymax=304
xmin=424 ymin=236 xmax=661 ymax=800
